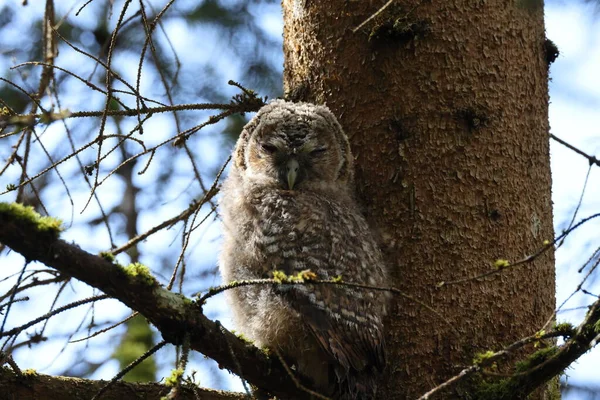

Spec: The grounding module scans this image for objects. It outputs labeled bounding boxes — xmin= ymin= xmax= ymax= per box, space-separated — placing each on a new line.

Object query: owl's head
xmin=233 ymin=100 xmax=354 ymax=193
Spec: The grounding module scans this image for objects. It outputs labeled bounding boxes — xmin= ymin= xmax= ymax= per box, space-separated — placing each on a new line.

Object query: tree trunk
xmin=282 ymin=0 xmax=555 ymax=398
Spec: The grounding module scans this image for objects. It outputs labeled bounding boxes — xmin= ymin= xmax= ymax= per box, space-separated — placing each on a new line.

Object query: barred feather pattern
xmin=220 ymin=100 xmax=388 ymax=399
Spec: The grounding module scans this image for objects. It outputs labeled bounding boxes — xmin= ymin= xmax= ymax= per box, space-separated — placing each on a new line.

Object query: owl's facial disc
xmin=250 ymin=132 xmax=334 ymax=190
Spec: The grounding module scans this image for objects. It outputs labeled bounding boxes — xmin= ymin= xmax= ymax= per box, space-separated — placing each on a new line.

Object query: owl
xmin=219 ymin=100 xmax=387 ymax=399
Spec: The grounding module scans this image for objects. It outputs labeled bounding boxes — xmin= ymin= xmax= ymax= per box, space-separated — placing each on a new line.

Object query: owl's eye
xmin=310 ymin=147 xmax=327 ymax=156
xmin=260 ymin=143 xmax=278 ymax=154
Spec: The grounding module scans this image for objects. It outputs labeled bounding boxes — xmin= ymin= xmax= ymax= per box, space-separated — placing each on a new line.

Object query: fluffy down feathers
xmin=219 ymin=100 xmax=387 ymax=399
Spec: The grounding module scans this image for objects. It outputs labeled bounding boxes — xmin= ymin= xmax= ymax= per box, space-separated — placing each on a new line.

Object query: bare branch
xmin=91 ymin=340 xmax=167 ymax=400
xmin=551 ymin=133 xmax=600 ymax=167
xmin=2 ymin=101 xmax=263 ymax=128
xmin=1 ymin=295 xmax=110 ymax=342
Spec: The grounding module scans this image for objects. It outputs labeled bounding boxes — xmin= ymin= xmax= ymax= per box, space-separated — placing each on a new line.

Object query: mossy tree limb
xmin=0 ymin=203 xmax=314 ymax=399
xmin=472 ymin=301 xmax=600 ymax=399
xmin=0 ymin=367 xmax=245 ymax=400
xmin=421 ymin=306 xmax=598 ymax=399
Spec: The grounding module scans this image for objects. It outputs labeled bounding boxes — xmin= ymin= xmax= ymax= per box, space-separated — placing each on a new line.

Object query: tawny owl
xmin=219 ymin=100 xmax=387 ymax=399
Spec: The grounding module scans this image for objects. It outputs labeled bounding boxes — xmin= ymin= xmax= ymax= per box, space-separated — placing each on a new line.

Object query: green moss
xmin=545 ymin=376 xmax=561 ymax=400
xmin=272 ymin=269 xmax=317 ymax=284
xmin=534 ymin=329 xmax=546 ymax=340
xmin=203 ymin=285 xmax=221 ymax=299
xmin=164 ymin=368 xmax=184 ymax=387
xmin=22 ymin=369 xmax=38 ymax=376
xmin=0 ymin=202 xmax=63 ymax=237
xmin=123 ymin=262 xmax=157 ymax=286
xmin=99 ymin=251 xmax=116 ymax=263
xmin=260 ymin=346 xmax=272 ymax=357
xmin=39 ymin=113 xmax=52 ymax=124
xmin=181 ymin=296 xmax=193 ymax=306
xmin=233 ymin=331 xmax=254 ymax=345
xmin=493 ymin=259 xmax=510 ymax=269
xmin=553 ymin=322 xmax=575 ymax=337
xmin=474 ymin=371 xmax=559 ymax=400
xmin=473 ymin=350 xmax=496 ymax=365
xmin=474 ymin=378 xmax=515 ymax=400
xmin=471 ymin=345 xmax=561 ymax=399
xmin=99 ymin=251 xmax=115 ymax=262
xmin=515 ymin=346 xmax=558 ymax=373
xmin=272 ymin=270 xmax=288 ymax=283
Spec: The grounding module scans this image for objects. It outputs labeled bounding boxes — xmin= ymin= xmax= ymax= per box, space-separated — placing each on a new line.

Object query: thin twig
xmin=83 ymin=0 xmax=133 ymax=214
xmin=70 ymin=312 xmax=139 ymax=343
xmin=550 ymin=133 xmax=600 ymax=167
xmin=5 ymin=102 xmax=260 ymax=126
xmin=0 ymin=295 xmax=110 ymax=340
xmin=558 ymin=165 xmax=592 ymax=247
xmin=352 ymin=0 xmax=425 ymax=33
xmin=91 ymin=340 xmax=167 ymax=400
xmin=0 ymin=266 xmax=28 ymax=340
xmin=438 ymin=212 xmax=600 ymax=287
xmin=352 ymin=0 xmax=395 ymax=33
xmin=4 ymin=354 xmax=23 ymax=377
xmin=418 ymin=365 xmax=479 ymax=400
xmin=198 ymin=276 xmax=458 ymax=336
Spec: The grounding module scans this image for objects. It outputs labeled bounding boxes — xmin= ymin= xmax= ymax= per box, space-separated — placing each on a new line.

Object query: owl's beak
xmin=286 ymin=158 xmax=300 ymax=190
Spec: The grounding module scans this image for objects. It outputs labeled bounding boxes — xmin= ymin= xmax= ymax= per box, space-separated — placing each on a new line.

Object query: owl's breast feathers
xmin=251 ymin=189 xmax=387 ymax=382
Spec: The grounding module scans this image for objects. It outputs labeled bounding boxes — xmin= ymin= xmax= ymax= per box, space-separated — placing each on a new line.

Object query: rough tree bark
xmin=282 ymin=0 xmax=555 ymax=398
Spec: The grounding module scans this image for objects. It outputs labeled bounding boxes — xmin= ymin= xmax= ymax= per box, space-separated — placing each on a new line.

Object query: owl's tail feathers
xmin=333 ymin=366 xmax=380 ymax=400
xmin=329 ymin=324 xmax=386 ymax=399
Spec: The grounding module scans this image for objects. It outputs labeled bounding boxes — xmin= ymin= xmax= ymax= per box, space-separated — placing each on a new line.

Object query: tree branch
xmin=550 ymin=133 xmax=600 ymax=167
xmin=493 ymin=300 xmax=600 ymax=399
xmin=0 ymin=367 xmax=245 ymax=400
xmin=419 ymin=299 xmax=600 ymax=399
xmin=0 ymin=204 xmax=314 ymax=399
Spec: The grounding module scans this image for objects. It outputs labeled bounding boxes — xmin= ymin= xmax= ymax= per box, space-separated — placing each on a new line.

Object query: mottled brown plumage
xmin=219 ymin=100 xmax=387 ymax=399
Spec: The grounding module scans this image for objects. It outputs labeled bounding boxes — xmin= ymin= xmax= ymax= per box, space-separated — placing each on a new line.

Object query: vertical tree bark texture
xmin=282 ymin=1 xmax=554 ymax=398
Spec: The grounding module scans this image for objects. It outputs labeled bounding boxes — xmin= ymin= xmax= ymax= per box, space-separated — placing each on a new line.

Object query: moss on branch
xmin=0 ymin=202 xmax=62 ymax=238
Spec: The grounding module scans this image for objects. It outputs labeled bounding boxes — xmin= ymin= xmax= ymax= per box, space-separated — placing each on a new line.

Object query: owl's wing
xmin=281 ymin=283 xmax=386 ymax=374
